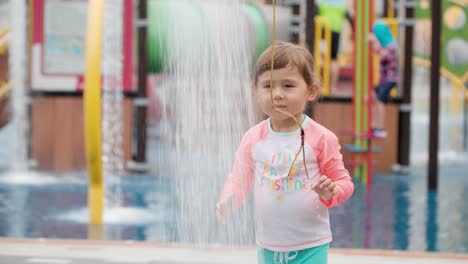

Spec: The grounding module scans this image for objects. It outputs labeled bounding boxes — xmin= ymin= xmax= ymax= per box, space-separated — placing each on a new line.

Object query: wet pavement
xmin=0 ymin=239 xmax=467 ymax=264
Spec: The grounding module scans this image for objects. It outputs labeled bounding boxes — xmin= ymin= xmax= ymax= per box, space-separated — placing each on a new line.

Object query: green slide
xmin=147 ymin=1 xmax=270 ymax=73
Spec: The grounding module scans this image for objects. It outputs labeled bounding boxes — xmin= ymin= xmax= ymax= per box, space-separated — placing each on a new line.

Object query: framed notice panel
xmin=31 ymin=0 xmax=134 ymax=92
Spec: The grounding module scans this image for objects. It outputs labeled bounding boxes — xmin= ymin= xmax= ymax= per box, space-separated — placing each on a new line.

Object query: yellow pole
xmin=440 ymin=67 xmax=463 ymax=117
xmin=314 ymin=17 xmax=322 ymax=83
xmin=323 ymin=21 xmax=331 ymax=95
xmin=84 ymin=0 xmax=104 ymax=225
xmin=0 ymin=82 xmax=10 ymax=100
xmin=388 ymin=0 xmax=395 ymax=18
xmin=381 ymin=18 xmax=398 ymax=39
xmin=0 ymin=27 xmax=9 ymax=54
xmin=314 ymin=17 xmax=332 ymax=96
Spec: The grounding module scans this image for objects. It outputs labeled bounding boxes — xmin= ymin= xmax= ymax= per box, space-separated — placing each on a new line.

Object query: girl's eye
xmin=262 ymin=85 xmax=270 ymax=89
xmin=285 ymin=84 xmax=295 ymax=88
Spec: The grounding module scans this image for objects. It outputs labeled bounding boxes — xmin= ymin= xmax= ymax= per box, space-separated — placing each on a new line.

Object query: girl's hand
xmin=312 ymin=175 xmax=338 ymax=201
xmin=215 ymin=196 xmax=233 ymax=224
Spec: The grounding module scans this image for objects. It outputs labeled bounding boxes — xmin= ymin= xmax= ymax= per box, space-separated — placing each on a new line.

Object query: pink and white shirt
xmin=219 ymin=115 xmax=354 ymax=251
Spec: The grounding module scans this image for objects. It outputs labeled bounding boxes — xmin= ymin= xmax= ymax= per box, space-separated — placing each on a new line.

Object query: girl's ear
xmin=307 ymin=84 xmax=319 ymax=101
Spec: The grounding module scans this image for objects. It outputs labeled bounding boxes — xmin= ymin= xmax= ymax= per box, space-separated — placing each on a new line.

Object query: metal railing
xmin=413 ymin=57 xmax=468 ymax=116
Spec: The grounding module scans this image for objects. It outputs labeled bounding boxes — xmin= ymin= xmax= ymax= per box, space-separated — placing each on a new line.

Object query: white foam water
xmin=150 ymin=0 xmax=257 ymax=246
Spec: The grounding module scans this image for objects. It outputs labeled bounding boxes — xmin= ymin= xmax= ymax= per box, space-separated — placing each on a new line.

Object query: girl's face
xmin=255 ymin=66 xmax=317 ymax=124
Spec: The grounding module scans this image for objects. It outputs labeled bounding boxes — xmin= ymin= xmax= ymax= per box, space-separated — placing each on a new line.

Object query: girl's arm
xmin=316 ymin=132 xmax=354 ymax=208
xmin=369 ymin=33 xmax=392 ymax=59
xmin=217 ymin=131 xmax=255 ymax=213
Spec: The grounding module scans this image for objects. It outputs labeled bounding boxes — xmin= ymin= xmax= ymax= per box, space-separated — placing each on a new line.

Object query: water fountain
xmin=101 ymin=0 xmax=125 ymax=237
xmin=8 ymin=0 xmax=29 ymax=172
xmin=150 ymin=0 xmax=258 ymax=245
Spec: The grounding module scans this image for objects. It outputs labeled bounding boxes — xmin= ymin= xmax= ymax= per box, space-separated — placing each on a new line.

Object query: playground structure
xmin=346 ymin=0 xmax=377 ymax=185
xmin=4 ymin=0 xmax=291 ymax=173
xmin=0 ymin=1 xmax=464 ymax=178
xmin=312 ymin=0 xmax=468 ymax=186
xmin=0 ymin=0 xmax=466 ymax=254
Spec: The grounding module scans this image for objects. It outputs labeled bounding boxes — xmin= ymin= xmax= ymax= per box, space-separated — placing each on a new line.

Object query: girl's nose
xmin=272 ymin=87 xmax=283 ymax=100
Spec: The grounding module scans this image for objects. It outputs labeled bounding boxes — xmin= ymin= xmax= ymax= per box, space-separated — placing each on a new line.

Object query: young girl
xmin=216 ymin=42 xmax=354 ymax=264
xmin=369 ymin=21 xmax=400 ymax=139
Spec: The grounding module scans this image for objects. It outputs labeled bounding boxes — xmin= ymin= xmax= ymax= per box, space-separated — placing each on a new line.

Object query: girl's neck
xmin=270 ymin=114 xmax=305 ymax=133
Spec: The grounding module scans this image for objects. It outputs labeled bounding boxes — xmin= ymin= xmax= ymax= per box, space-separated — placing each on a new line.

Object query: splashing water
xmin=151 ymin=0 xmax=257 ymax=245
xmin=410 ymin=65 xmax=468 ymax=165
xmin=9 ymin=0 xmax=29 ymax=171
xmin=102 ymin=0 xmax=124 ymax=210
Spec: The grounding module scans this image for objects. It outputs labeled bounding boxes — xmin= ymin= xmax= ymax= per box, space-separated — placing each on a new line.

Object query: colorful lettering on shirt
xmin=262 ymin=152 xmax=303 ymax=178
xmin=258 ymin=176 xmax=313 ymax=192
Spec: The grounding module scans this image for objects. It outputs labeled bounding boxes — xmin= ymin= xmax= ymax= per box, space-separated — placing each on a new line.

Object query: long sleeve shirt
xmin=219 ymin=115 xmax=354 ymax=251
xmin=373 ymin=41 xmax=400 ymax=84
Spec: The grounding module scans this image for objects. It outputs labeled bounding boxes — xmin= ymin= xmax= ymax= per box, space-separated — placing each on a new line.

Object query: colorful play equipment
xmin=147 ymin=0 xmax=205 ymax=73
xmin=342 ymin=0 xmax=377 ymax=186
xmin=242 ymin=3 xmax=271 ymax=60
xmin=4 ymin=0 xmax=464 ymax=224
xmin=412 ymin=1 xmax=467 ymax=117
xmin=314 ymin=16 xmax=332 ymax=96
xmin=147 ymin=1 xmax=274 ymax=73
xmin=413 ymin=57 xmax=468 ymax=116
xmin=313 ymin=0 xmax=379 ymax=185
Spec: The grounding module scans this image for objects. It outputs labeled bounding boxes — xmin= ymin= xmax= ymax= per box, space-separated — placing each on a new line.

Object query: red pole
xmin=360 ymin=0 xmax=366 ymax=182
xmin=367 ymin=0 xmax=375 ymax=186
xmin=351 ymin=0 xmax=357 ymax=179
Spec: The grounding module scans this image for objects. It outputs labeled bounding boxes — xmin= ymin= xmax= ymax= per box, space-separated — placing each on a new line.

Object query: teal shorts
xmin=258 ymin=243 xmax=329 ymax=264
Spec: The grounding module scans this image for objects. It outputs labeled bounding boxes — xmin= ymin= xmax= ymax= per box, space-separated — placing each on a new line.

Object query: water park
xmin=0 ymin=0 xmax=467 ymax=263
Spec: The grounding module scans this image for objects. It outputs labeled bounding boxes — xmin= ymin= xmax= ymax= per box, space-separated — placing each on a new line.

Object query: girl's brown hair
xmin=253 ymin=41 xmax=321 ymax=89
